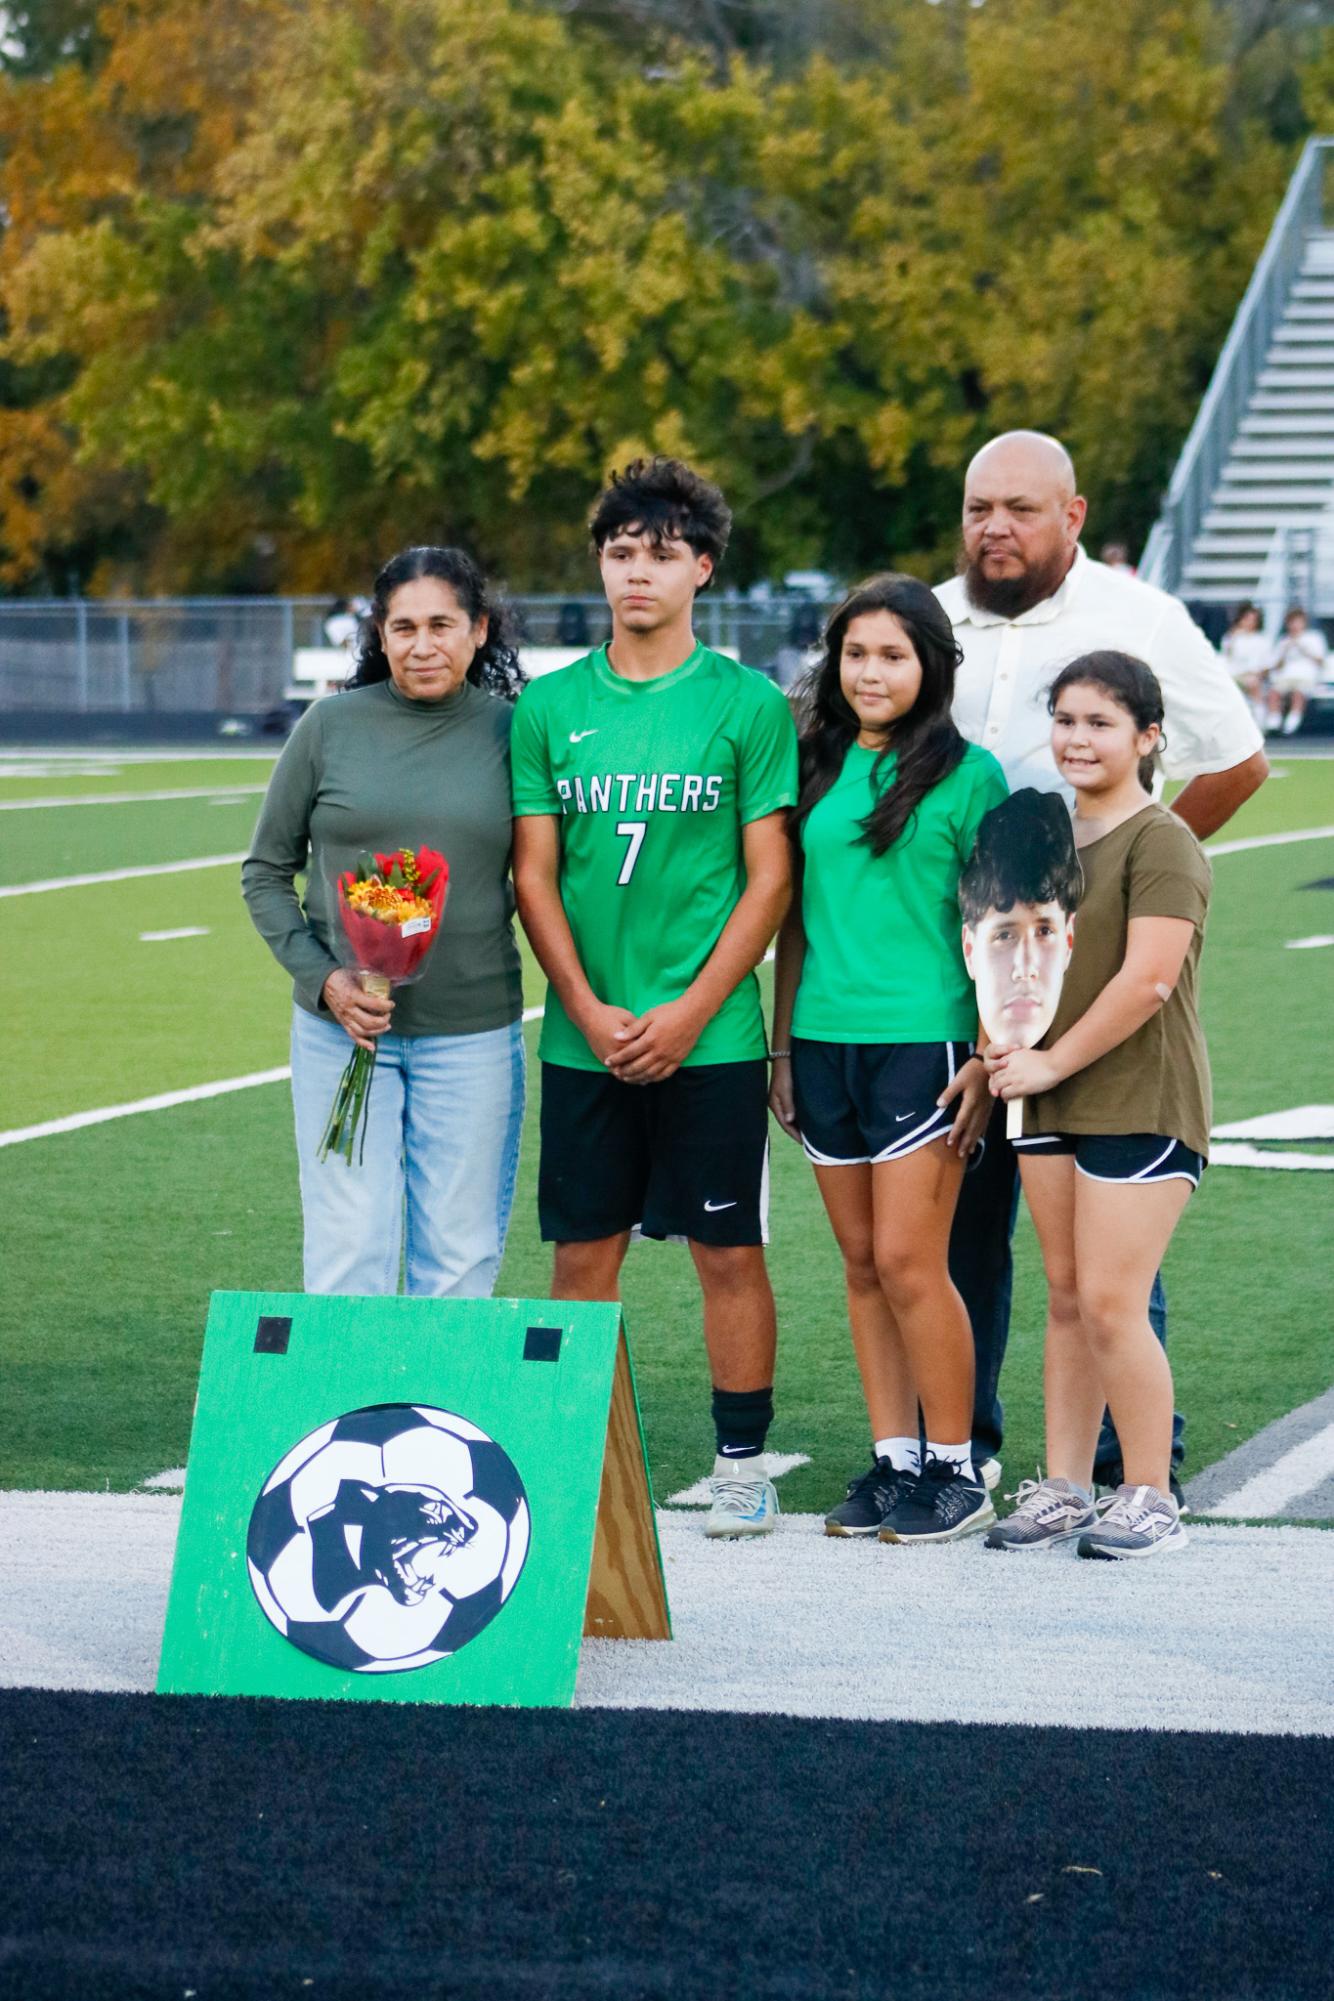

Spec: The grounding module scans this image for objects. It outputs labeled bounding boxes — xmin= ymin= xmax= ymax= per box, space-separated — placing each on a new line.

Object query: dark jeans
xmin=948 ymin=1100 xmax=1184 ymax=1476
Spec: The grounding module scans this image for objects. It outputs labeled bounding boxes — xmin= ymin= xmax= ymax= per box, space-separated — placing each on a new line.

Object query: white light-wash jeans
xmin=290 ymin=1006 xmax=526 ymax=1298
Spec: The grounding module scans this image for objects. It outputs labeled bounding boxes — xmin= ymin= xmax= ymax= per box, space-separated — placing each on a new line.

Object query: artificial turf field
xmin=1 ymin=747 xmax=1331 ymax=1508
xmin=2 ymin=741 xmax=1333 ymax=2001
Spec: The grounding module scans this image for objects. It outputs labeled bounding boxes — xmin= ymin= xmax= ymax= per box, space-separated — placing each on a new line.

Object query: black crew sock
xmin=712 ymin=1385 xmax=774 ymax=1461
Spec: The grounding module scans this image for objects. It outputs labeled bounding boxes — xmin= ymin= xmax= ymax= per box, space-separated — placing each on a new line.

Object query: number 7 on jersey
xmin=615 ymin=819 xmax=647 ymax=886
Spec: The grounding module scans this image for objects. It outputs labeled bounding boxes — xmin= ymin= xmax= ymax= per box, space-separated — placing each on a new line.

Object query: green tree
xmin=0 ymin=0 xmax=1313 ymax=594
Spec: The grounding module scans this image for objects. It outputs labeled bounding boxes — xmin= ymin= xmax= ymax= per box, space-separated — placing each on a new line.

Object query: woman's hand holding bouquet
xmin=319 ymin=847 xmax=448 ymax=1164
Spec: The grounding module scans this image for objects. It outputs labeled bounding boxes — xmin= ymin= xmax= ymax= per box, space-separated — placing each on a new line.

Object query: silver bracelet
xmin=768 ymin=1048 xmax=792 ymax=1061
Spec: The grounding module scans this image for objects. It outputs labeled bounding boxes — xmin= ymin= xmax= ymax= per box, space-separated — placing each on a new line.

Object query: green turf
xmin=1 ymin=754 xmax=1331 ymax=1501
xmin=0 ymin=796 xmax=264 ymax=886
xmin=0 ymin=754 xmax=277 ymax=801
xmin=1175 ymin=755 xmax=1333 ymax=840
xmin=1 ymin=865 xmax=545 ymax=1128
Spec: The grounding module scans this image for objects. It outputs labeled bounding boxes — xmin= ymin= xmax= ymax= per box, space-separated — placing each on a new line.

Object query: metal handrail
xmin=1141 ymin=135 xmax=1333 ymax=594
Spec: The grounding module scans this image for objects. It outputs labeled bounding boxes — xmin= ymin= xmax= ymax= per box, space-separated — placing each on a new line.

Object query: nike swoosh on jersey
xmin=895 ymin=1112 xmax=916 ymax=1122
xmin=568 ymin=729 xmax=599 ymax=742
xmin=703 ymin=1199 xmax=738 ymax=1212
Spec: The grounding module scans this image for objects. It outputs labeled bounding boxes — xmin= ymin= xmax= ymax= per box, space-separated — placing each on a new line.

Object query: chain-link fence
xmin=0 ymin=593 xmax=833 ymax=719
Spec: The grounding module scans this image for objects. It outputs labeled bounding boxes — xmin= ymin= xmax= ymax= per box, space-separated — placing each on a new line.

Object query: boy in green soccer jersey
xmin=511 ymin=457 xmax=798 ymax=1537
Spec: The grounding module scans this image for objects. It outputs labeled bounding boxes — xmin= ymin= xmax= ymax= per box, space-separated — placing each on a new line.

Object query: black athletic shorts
xmin=1012 ymin=1131 xmax=1205 ymax=1187
xmin=791 ymin=1039 xmax=975 ymax=1166
xmin=538 ymin=1059 xmax=770 ymax=1246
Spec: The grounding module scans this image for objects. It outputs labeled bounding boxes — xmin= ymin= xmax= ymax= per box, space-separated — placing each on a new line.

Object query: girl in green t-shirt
xmin=986 ymin=652 xmax=1210 ymax=1560
xmin=770 ymin=574 xmax=1004 ymax=1546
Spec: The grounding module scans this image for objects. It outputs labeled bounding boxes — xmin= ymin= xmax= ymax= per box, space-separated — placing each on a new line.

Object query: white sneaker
xmin=1077 ymin=1483 xmax=1188 ymax=1560
xmin=1282 ymin=707 xmax=1303 ymax=735
xmin=978 ymin=1456 xmax=1002 ymax=1492
xmin=705 ymin=1469 xmax=779 ymax=1538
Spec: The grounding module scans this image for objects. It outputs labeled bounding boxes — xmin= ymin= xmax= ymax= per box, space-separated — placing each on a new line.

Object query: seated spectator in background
xmin=323 ymin=596 xmax=369 ymax=652
xmin=1099 ymin=541 xmax=1135 ymax=576
xmin=557 ymin=600 xmax=592 ymax=649
xmin=1266 ymin=606 xmax=1327 ymax=737
xmin=1222 ymin=601 xmax=1272 ymax=733
xmin=770 ymin=603 xmax=824 ymax=690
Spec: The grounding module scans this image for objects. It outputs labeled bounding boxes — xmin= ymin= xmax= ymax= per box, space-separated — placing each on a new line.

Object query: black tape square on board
xmin=523 ymin=1325 xmax=562 ymax=1362
xmin=254 ymin=1315 xmax=292 ymax=1355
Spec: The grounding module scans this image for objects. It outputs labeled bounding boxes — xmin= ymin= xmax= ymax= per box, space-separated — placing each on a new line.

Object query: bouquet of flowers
xmin=320 ymin=846 xmax=448 ymax=1165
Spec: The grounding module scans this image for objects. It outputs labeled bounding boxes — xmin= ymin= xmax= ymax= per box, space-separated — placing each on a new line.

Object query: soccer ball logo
xmin=247 ymin=1404 xmax=530 ymax=1673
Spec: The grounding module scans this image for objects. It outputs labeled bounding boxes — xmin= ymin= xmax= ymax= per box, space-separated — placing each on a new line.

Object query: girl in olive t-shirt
xmin=987 ymin=652 xmax=1211 ymax=1561
xmin=770 ymin=575 xmax=1006 ymax=1547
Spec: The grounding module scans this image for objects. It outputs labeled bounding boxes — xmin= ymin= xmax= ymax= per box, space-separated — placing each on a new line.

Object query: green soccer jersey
xmin=793 ymin=740 xmax=1008 ymax=1043
xmin=510 ymin=642 xmax=798 ymax=1070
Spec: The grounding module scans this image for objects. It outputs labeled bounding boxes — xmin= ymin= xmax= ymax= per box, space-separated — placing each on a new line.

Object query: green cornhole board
xmin=157 ymin=1291 xmax=670 ymax=1707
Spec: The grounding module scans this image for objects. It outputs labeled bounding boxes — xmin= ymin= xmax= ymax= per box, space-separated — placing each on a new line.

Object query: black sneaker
xmin=878 ymin=1456 xmax=996 ymax=1544
xmin=824 ymin=1458 xmax=906 ymax=1537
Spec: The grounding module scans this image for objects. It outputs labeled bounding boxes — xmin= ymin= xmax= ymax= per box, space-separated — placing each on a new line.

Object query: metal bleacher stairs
xmin=1142 ymin=137 xmax=1334 ymax=621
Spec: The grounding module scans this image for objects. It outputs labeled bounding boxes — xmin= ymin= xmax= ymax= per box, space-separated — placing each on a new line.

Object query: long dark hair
xmin=1047 ymin=650 xmax=1165 ymax=790
xmin=347 ymin=546 xmax=526 ymax=702
xmin=792 ymin=573 xmax=967 ymax=856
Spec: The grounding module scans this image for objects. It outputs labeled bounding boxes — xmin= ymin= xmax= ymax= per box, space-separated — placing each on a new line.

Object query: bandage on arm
xmin=1041 ymin=915 xmax=1195 ymax=1088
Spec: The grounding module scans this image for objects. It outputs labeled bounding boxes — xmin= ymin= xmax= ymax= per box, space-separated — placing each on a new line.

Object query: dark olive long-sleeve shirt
xmin=242 ymin=678 xmax=523 ymax=1036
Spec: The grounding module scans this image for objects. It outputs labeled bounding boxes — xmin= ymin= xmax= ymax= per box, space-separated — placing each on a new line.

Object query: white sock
xmin=714 ymin=1450 xmax=766 ymax=1481
xmin=926 ymin=1440 xmax=975 ymax=1481
xmin=875 ymin=1435 xmax=920 ymax=1473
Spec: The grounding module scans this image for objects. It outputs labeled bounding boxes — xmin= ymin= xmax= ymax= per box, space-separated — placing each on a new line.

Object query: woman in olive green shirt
xmin=988 ymin=652 xmax=1211 ymax=1560
xmin=243 ymin=546 xmax=526 ymax=1299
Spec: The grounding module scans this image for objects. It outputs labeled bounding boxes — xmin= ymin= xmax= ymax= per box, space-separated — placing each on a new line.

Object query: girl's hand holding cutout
xmin=987 ymin=1046 xmax=1062 ymax=1100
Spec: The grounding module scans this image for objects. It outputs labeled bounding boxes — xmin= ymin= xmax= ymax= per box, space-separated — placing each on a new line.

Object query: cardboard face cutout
xmin=962 ymin=900 xmax=1075 ymax=1051
xmin=959 ymin=789 xmax=1082 ymax=1130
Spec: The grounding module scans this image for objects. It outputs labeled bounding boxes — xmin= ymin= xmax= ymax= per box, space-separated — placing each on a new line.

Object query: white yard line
xmin=139 ymin=927 xmax=211 ymax=943
xmin=0 ymin=748 xmax=278 ymax=766
xmin=0 ymin=852 xmax=248 ymax=897
xmin=1210 ymin=1142 xmax=1334 ymax=1172
xmin=0 ymin=1005 xmax=547 ymax=1148
xmin=1203 ymin=824 xmax=1334 ymax=856
xmin=1212 ymin=1106 xmax=1334 ymax=1141
xmin=0 ymin=786 xmax=266 ymax=811
xmin=1199 ymin=1423 xmax=1334 ymax=1520
xmin=0 ymin=1070 xmax=293 ymax=1149
xmin=1287 ymin=934 xmax=1334 ymax=950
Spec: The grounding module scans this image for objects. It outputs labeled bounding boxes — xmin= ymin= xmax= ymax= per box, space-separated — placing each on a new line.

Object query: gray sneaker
xmin=705 ymin=1469 xmax=779 ymax=1538
xmin=984 ymin=1475 xmax=1095 ymax=1552
xmin=1077 ymin=1483 xmax=1188 ymax=1560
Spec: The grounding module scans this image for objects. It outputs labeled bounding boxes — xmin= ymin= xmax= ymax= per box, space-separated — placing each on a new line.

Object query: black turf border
xmin=1 ymin=1690 xmax=1330 ymax=2000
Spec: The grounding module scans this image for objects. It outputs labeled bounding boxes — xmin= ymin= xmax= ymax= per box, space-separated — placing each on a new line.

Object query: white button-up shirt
xmin=935 ymin=546 xmax=1264 ymax=796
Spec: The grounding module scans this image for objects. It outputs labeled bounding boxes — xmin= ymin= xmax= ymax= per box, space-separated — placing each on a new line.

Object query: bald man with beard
xmin=935 ymin=431 xmax=1267 ymax=1495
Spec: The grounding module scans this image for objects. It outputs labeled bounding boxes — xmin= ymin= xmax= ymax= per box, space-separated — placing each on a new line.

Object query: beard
xmin=959 ymin=540 xmax=1076 ymax=619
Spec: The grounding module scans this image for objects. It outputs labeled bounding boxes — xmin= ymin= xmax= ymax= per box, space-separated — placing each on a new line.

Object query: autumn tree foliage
xmin=0 ymin=0 xmax=1311 ymax=594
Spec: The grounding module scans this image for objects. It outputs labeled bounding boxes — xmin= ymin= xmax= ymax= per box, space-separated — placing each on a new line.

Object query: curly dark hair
xmin=791 ymin=572 xmax=968 ymax=857
xmin=1047 ymin=650 xmax=1165 ymax=791
xmin=588 ymin=457 xmax=731 ymax=583
xmin=957 ymin=789 xmax=1083 ymax=924
xmin=347 ymin=547 xmax=526 ymax=702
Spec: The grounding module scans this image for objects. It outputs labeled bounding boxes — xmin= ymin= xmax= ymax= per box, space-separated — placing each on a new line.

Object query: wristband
xmin=768 ymin=1048 xmax=792 ymax=1061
